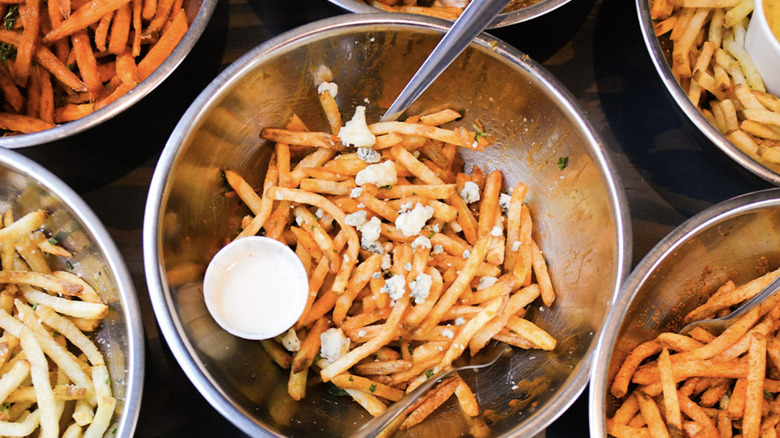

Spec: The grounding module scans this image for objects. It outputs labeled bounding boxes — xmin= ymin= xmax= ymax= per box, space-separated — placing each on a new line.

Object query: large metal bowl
xmin=0 ymin=147 xmax=143 ymax=436
xmin=327 ymin=0 xmax=571 ymax=28
xmin=590 ymin=188 xmax=780 ymax=435
xmin=143 ymin=13 xmax=630 ymax=437
xmin=636 ymin=0 xmax=780 ymax=185
xmin=0 ymin=0 xmax=216 ymax=149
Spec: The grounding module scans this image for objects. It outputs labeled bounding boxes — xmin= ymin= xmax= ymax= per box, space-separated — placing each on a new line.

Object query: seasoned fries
xmin=0 ymin=209 xmax=114 ymax=436
xmin=607 ymin=268 xmax=780 ymax=437
xmin=222 ymin=81 xmax=559 ymax=431
xmin=0 ymin=0 xmax=191 ymax=136
xmin=360 ymin=0 xmax=543 ymax=22
xmin=653 ymin=0 xmax=780 ymax=169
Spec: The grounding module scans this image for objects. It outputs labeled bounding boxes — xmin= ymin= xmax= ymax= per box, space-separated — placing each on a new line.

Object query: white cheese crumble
xmin=409 ymin=273 xmax=432 ymax=304
xmin=477 ymin=276 xmax=498 ymax=290
xmin=442 ymin=328 xmax=454 ymax=339
xmin=455 ymin=317 xmax=465 ymax=326
xmin=491 ymin=226 xmax=502 ymax=237
xmin=381 ymin=274 xmax=406 ymax=300
xmin=358 ymin=216 xmax=383 ymax=253
xmin=281 ymin=328 xmax=300 ymax=352
xmin=450 ymin=221 xmax=463 ymax=232
xmin=317 ymin=81 xmax=338 ymax=97
xmin=411 ymin=235 xmax=431 ymax=250
xmin=350 ymin=187 xmax=363 ymax=198
xmin=381 ymin=253 xmax=392 ymax=270
xmin=315 ymin=208 xmax=325 ymax=219
xmin=404 ymin=262 xmax=412 ymax=272
xmin=355 ymin=161 xmax=397 ymax=187
xmin=356 ymin=147 xmax=381 ymax=163
xmin=399 ymin=201 xmax=413 ymax=213
xmin=432 ymin=244 xmax=444 ymax=255
xmin=372 ymin=271 xmax=382 ymax=279
xmin=320 ymin=328 xmax=350 ymax=362
xmin=460 ymin=181 xmax=480 ymax=204
xmin=345 ymin=210 xmax=367 ymax=227
xmin=512 ymin=241 xmax=521 ymax=252
xmin=499 ymin=193 xmax=512 ymax=213
xmin=395 ymin=203 xmax=435 ymax=237
xmin=295 ymin=216 xmax=304 ymax=226
xmin=462 ymin=249 xmax=471 ymax=259
xmin=358 ymin=330 xmax=366 ymax=338
xmin=338 ymin=106 xmax=376 ymax=148
xmin=432 ymin=224 xmax=440 ymax=232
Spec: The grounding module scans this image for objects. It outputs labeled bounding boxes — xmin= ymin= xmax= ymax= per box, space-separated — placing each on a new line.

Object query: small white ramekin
xmin=746 ymin=0 xmax=780 ymax=95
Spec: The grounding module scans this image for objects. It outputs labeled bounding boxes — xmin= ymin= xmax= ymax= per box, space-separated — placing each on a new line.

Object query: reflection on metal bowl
xmin=0 ymin=147 xmax=143 ymax=436
xmin=144 ymin=13 xmax=630 ymax=437
xmin=590 ymin=188 xmax=780 ymax=435
xmin=326 ymin=0 xmax=571 ymax=28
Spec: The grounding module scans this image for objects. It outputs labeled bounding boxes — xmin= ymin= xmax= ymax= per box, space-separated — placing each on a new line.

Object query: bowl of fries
xmin=638 ymin=0 xmax=780 ymax=184
xmin=0 ymin=0 xmax=216 ymax=147
xmin=327 ymin=0 xmax=571 ymax=28
xmin=591 ymin=188 xmax=780 ymax=437
xmin=0 ymin=146 xmax=143 ymax=436
xmin=144 ymin=13 xmax=630 ymax=437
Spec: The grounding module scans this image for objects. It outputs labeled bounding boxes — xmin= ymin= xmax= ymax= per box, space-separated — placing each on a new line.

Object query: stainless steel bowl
xmin=636 ymin=0 xmax=780 ymax=185
xmin=590 ymin=188 xmax=780 ymax=435
xmin=0 ymin=147 xmax=143 ymax=436
xmin=0 ymin=0 xmax=216 ymax=149
xmin=144 ymin=13 xmax=630 ymax=437
xmin=327 ymin=0 xmax=571 ymax=28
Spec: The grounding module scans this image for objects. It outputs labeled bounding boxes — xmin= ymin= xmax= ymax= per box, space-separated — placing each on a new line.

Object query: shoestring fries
xmin=0 ymin=0 xmax=190 ymax=135
xmin=652 ymin=0 xmax=780 ymax=169
xmin=222 ymin=81 xmax=559 ymax=432
xmin=0 ymin=208 xmax=113 ymax=437
xmin=607 ymin=267 xmax=780 ymax=438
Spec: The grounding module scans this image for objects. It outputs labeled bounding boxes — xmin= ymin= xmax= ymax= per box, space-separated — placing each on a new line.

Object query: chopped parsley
xmin=47 ymin=237 xmax=58 ymax=245
xmin=348 ymin=376 xmax=354 ymax=382
xmin=326 ymin=383 xmax=348 ymax=397
xmin=111 ymin=428 xmax=117 ymax=435
xmin=472 ymin=123 xmax=488 ymax=140
xmin=0 ymin=43 xmax=15 ymax=67
xmin=0 ymin=403 xmax=9 ymax=412
xmin=427 ymin=231 xmax=435 ymax=238
xmin=765 ymin=390 xmax=773 ymax=399
xmin=66 ymin=260 xmax=74 ymax=270
xmin=31 ymin=303 xmax=37 ymax=310
xmin=557 ymin=156 xmax=569 ymax=171
xmin=380 ymin=185 xmax=392 ymax=189
xmin=425 ymin=368 xmax=434 ymax=379
xmin=3 ymin=6 xmax=18 ymax=30
xmin=311 ymin=225 xmax=316 ymax=231
xmin=407 ymin=344 xmax=413 ymax=355
xmin=369 ymin=384 xmax=377 ymax=393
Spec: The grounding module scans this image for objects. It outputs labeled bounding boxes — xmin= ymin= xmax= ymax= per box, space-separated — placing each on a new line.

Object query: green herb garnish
xmin=557 ymin=156 xmax=569 ymax=171
xmin=327 ymin=383 xmax=348 ymax=397
xmin=425 ymin=369 xmax=434 ymax=379
xmin=348 ymin=376 xmax=354 ymax=382
xmin=47 ymin=237 xmax=58 ymax=245
xmin=31 ymin=303 xmax=37 ymax=310
xmin=66 ymin=260 xmax=74 ymax=270
xmin=369 ymin=384 xmax=377 ymax=393
xmin=472 ymin=123 xmax=488 ymax=140
xmin=3 ymin=6 xmax=18 ymax=30
xmin=407 ymin=344 xmax=413 ymax=355
xmin=380 ymin=185 xmax=392 ymax=189
xmin=765 ymin=390 xmax=773 ymax=399
xmin=0 ymin=403 xmax=9 ymax=412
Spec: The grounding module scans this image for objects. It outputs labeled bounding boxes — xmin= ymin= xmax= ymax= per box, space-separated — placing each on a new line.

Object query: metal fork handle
xmin=350 ymin=366 xmax=457 ymax=438
xmin=380 ymin=0 xmax=512 ymax=121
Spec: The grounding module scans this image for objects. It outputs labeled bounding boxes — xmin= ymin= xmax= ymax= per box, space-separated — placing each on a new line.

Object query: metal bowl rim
xmin=0 ymin=0 xmax=218 ymax=149
xmin=635 ymin=0 xmax=780 ymax=185
xmin=325 ymin=0 xmax=572 ymax=28
xmin=0 ymin=147 xmax=144 ymax=437
xmin=588 ymin=187 xmax=780 ymax=436
xmin=143 ymin=12 xmax=631 ymax=437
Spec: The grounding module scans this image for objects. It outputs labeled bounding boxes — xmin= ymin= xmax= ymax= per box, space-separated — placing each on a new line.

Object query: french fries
xmin=0 ymin=209 xmax=114 ymax=436
xmin=607 ymin=268 xmax=780 ymax=437
xmin=654 ymin=0 xmax=780 ymax=168
xmin=222 ymin=80 xmax=559 ymax=430
xmin=361 ymin=0 xmax=543 ymax=22
xmin=0 ymin=0 xmax=192 ymax=135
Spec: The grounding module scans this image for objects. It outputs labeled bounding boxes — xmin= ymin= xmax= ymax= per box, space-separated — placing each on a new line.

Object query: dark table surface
xmin=14 ymin=0 xmax=776 ymax=435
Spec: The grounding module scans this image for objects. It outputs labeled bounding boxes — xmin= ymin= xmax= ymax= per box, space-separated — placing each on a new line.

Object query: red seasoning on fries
xmin=0 ymin=0 xmax=191 ymax=135
xmin=221 ymin=77 xmax=559 ymax=431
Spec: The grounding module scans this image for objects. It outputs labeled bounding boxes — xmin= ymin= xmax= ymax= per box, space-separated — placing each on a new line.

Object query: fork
xmin=350 ymin=340 xmax=509 ymax=438
xmin=678 ymin=274 xmax=780 ymax=336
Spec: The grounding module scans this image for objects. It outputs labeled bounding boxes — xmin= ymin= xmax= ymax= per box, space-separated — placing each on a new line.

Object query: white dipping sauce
xmin=203 ymin=236 xmax=308 ymax=340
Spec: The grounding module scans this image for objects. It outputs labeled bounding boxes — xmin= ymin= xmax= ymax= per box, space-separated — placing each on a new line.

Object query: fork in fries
xmin=222 ymin=78 xmax=560 ymax=432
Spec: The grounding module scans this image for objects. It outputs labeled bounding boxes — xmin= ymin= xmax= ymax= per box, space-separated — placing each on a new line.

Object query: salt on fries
xmin=607 ymin=267 xmax=780 ymax=438
xmin=0 ymin=208 xmax=114 ymax=437
xmin=653 ymin=0 xmax=780 ymax=168
xmin=223 ymin=80 xmax=558 ymax=432
xmin=0 ymin=0 xmax=190 ymax=135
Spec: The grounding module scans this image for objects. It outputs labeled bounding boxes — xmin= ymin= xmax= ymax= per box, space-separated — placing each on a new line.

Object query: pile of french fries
xmin=363 ymin=0 xmax=541 ymax=21
xmin=0 ymin=0 xmax=190 ymax=135
xmin=223 ymin=82 xmax=558 ymax=431
xmin=607 ymin=267 xmax=780 ymax=438
xmin=653 ymin=0 xmax=780 ymax=168
xmin=0 ymin=209 xmax=115 ymax=437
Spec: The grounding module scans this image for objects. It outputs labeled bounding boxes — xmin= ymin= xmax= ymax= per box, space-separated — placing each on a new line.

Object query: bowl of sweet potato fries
xmin=639 ymin=0 xmax=780 ymax=184
xmin=144 ymin=13 xmax=630 ymax=437
xmin=591 ymin=188 xmax=780 ymax=437
xmin=327 ymin=0 xmax=570 ymax=28
xmin=0 ymin=0 xmax=216 ymax=147
xmin=0 ymin=146 xmax=143 ymax=436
